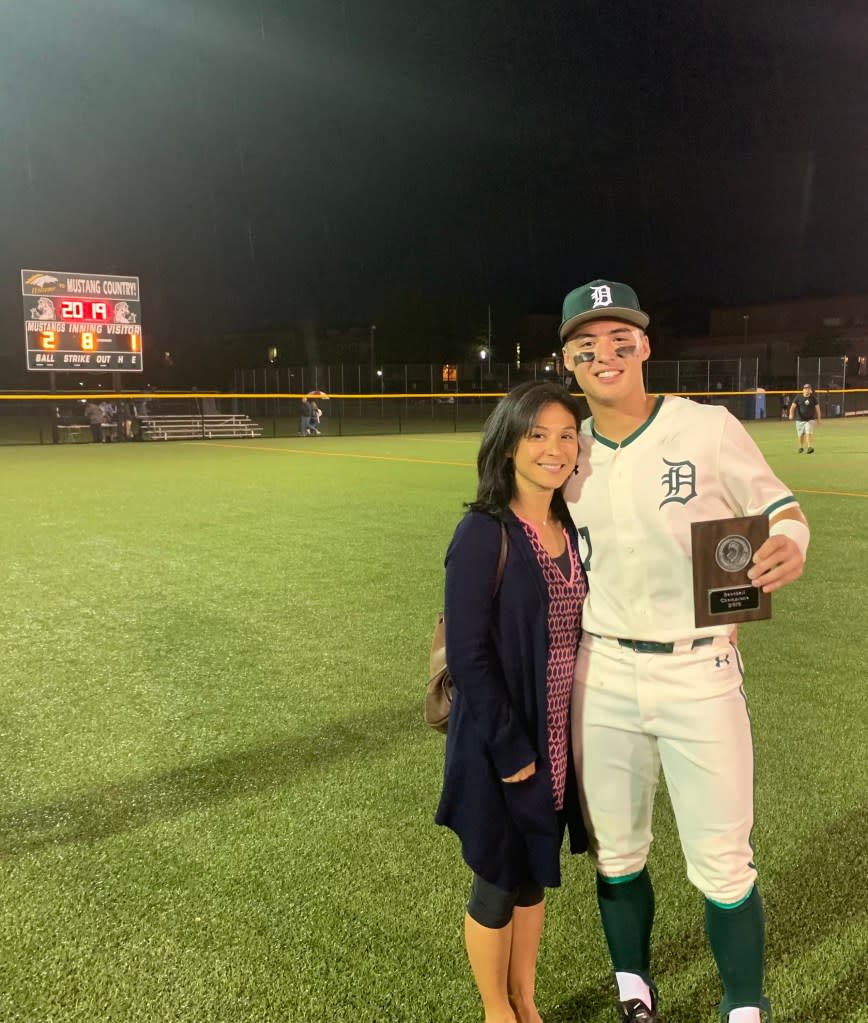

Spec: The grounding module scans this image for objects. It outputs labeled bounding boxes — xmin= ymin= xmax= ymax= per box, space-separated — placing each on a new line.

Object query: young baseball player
xmin=789 ymin=383 xmax=821 ymax=453
xmin=560 ymin=280 xmax=809 ymax=1023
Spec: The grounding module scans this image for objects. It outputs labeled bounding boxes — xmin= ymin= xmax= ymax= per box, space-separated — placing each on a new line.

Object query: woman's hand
xmin=502 ymin=760 xmax=536 ymax=783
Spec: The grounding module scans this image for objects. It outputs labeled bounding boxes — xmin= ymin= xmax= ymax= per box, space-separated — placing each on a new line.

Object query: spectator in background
xmin=99 ymin=401 xmax=117 ymax=442
xmin=299 ymin=396 xmax=312 ymax=436
xmin=117 ymin=400 xmax=134 ymax=440
xmin=308 ymin=400 xmax=322 ymax=436
xmin=789 ymin=383 xmax=821 ymax=454
xmin=84 ymin=400 xmax=104 ymax=443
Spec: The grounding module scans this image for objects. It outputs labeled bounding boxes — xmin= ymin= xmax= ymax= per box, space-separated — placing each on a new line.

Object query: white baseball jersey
xmin=563 ymin=395 xmax=799 ymax=642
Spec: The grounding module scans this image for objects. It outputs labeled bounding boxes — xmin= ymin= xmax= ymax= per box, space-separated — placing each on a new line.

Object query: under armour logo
xmin=659 ymin=458 xmax=697 ymax=507
xmin=590 ymin=285 xmax=613 ymax=308
xmin=714 ymin=654 xmax=731 ymax=668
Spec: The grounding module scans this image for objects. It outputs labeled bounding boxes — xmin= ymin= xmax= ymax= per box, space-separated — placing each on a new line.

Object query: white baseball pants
xmin=571 ymin=633 xmax=757 ymax=905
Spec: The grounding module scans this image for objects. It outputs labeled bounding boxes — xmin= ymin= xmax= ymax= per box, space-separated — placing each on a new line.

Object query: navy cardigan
xmin=435 ymin=508 xmax=587 ymax=891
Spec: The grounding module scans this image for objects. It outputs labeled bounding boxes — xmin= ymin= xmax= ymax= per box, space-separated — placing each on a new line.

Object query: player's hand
xmin=747 ymin=535 xmax=804 ymax=593
xmin=502 ymin=760 xmax=536 ymax=783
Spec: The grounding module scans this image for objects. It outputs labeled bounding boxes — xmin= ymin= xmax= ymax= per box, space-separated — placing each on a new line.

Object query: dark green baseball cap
xmin=559 ymin=279 xmax=649 ymax=340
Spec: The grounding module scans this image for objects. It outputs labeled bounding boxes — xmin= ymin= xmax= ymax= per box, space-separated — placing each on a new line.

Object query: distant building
xmin=675 ymin=294 xmax=868 ymax=382
xmin=517 ymin=294 xmax=868 ymax=387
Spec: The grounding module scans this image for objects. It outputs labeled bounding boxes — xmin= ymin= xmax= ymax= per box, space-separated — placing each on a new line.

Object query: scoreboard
xmin=22 ymin=269 xmax=143 ymax=372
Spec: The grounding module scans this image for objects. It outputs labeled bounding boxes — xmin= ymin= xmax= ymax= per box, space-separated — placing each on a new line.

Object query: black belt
xmin=585 ymin=633 xmax=715 ymax=654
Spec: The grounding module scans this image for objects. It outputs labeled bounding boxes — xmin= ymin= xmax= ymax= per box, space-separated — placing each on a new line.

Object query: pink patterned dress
xmin=518 ymin=521 xmax=587 ymax=810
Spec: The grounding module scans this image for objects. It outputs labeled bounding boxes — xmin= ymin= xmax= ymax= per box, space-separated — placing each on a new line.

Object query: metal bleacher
xmin=130 ymin=396 xmax=261 ymax=441
xmin=139 ymin=413 xmax=262 ymax=441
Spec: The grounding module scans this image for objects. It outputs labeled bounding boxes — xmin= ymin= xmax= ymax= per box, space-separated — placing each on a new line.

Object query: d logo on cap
xmin=559 ymin=278 xmax=649 ymax=341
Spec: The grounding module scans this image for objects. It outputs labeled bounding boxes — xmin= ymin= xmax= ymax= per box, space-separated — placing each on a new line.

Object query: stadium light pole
xmin=842 ymin=355 xmax=848 ymax=416
xmin=742 ymin=315 xmax=750 ymax=391
xmin=487 ymin=304 xmax=493 ymax=362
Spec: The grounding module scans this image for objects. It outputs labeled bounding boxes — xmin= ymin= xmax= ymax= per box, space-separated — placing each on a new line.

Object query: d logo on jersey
xmin=659 ymin=458 xmax=697 ymax=508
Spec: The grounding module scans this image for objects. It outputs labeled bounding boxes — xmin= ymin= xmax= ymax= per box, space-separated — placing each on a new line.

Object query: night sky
xmin=2 ymin=0 xmax=867 ymax=367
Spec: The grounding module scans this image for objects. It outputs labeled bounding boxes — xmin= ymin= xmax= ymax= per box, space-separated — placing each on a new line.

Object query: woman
xmin=435 ymin=381 xmax=588 ymax=1023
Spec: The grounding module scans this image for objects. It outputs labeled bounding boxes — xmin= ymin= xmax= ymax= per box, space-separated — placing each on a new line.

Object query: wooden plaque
xmin=691 ymin=515 xmax=771 ymax=627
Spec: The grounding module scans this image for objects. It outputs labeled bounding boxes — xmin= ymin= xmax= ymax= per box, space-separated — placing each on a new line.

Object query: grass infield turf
xmin=1 ymin=418 xmax=866 ymax=1022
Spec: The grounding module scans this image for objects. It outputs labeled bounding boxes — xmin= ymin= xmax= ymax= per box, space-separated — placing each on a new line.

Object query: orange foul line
xmin=793 ymin=487 xmax=868 ymax=499
xmin=208 ymin=444 xmax=867 ymax=491
xmin=206 ymin=441 xmax=474 ymax=468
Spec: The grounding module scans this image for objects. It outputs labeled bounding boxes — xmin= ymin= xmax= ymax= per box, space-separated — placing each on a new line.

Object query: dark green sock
xmin=596 ymin=868 xmax=654 ymax=982
xmin=704 ymin=885 xmax=771 ymax=1018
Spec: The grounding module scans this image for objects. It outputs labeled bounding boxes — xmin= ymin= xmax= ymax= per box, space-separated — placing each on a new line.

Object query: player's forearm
xmin=750 ymin=508 xmax=810 ymax=592
xmin=769 ymin=507 xmax=810 ymax=572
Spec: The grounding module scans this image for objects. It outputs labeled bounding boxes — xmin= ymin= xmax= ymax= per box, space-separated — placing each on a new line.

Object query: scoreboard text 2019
xmin=22 ymin=269 xmax=143 ymax=372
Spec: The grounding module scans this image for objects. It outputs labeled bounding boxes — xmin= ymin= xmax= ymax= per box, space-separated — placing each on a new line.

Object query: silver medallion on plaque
xmin=714 ymin=534 xmax=752 ymax=573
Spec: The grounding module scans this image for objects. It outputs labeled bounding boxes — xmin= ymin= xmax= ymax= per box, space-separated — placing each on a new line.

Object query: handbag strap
xmin=493 ymin=522 xmax=508 ymax=595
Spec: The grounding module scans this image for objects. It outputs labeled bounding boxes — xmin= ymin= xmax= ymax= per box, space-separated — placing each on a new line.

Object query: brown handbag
xmin=423 ymin=522 xmax=508 ymax=733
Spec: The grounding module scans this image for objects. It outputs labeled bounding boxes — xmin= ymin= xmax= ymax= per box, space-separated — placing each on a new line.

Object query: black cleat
xmin=797 ymin=448 xmax=804 ymax=453
xmin=806 ymin=447 xmax=814 ymax=453
xmin=618 ymin=994 xmax=663 ymax=1022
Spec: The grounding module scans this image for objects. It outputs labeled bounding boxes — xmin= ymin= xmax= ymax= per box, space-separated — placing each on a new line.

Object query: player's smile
xmin=594 ymin=367 xmax=624 ymax=381
xmin=585 ymin=356 xmax=631 ymax=392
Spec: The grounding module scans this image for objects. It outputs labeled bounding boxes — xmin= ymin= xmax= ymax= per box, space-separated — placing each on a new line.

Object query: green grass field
xmin=1 ymin=419 xmax=866 ymax=1023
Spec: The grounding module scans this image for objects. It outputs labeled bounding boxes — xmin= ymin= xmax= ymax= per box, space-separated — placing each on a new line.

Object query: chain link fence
xmin=794 ymin=356 xmax=855 ymax=417
xmin=3 ymin=356 xmax=867 ymax=444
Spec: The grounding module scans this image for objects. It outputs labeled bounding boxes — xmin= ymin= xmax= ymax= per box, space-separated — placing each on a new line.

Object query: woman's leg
xmin=507 ymin=898 xmax=546 ymax=1023
xmin=464 ymin=912 xmax=517 ymax=1023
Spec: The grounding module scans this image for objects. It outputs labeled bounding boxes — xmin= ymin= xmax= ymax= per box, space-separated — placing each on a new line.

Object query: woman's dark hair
xmin=468 ymin=381 xmax=584 ymax=524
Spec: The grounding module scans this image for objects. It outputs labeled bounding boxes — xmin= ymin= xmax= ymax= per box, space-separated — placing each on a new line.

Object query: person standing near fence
xmin=308 ymin=400 xmax=322 ymax=435
xmin=435 ymin=380 xmax=588 ymax=1023
xmin=84 ymin=400 xmax=104 ymax=443
xmin=299 ymin=396 xmax=312 ymax=436
xmin=789 ymin=383 xmax=820 ymax=453
xmin=117 ymin=400 xmax=134 ymax=441
xmin=559 ymin=278 xmax=809 ymax=1023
